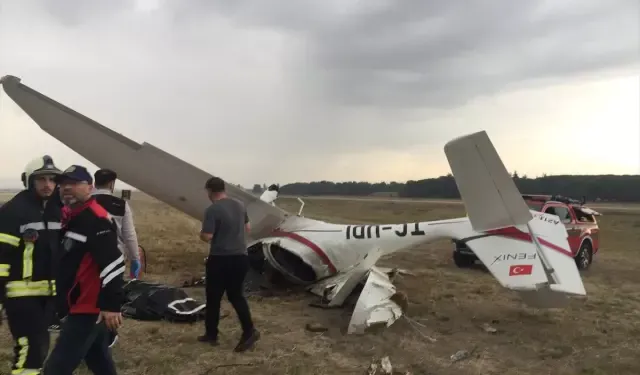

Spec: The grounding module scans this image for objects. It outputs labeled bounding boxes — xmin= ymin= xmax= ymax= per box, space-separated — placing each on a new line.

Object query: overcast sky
xmin=0 ymin=0 xmax=638 ymax=189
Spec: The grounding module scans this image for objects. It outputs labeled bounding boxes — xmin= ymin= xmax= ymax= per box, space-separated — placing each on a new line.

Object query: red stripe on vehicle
xmin=486 ymin=227 xmax=573 ymax=257
xmin=271 ymin=230 xmax=337 ymax=274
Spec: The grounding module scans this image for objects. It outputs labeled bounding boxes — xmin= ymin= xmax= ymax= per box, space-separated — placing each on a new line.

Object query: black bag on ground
xmin=121 ymin=280 xmax=206 ymax=323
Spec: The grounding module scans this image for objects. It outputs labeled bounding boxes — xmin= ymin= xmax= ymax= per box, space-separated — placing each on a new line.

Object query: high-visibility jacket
xmin=0 ymin=190 xmax=64 ymax=299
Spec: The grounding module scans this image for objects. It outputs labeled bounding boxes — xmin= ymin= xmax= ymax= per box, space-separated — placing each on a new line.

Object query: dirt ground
xmin=1 ymin=194 xmax=639 ymax=375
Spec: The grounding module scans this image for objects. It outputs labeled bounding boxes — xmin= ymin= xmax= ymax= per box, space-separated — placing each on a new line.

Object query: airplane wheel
xmin=453 ymin=250 xmax=476 ymax=268
xmin=575 ymin=242 xmax=592 ymax=271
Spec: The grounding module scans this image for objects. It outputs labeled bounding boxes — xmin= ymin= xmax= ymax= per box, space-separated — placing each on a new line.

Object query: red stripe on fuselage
xmin=486 ymin=227 xmax=573 ymax=257
xmin=270 ymin=230 xmax=337 ymax=274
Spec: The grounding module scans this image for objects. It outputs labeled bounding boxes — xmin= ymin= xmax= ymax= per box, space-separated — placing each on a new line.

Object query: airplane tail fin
xmin=444 ymin=131 xmax=532 ymax=232
xmin=444 ymin=131 xmax=586 ymax=307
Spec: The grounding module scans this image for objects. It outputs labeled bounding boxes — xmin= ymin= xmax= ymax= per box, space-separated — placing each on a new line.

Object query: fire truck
xmin=453 ymin=194 xmax=602 ymax=271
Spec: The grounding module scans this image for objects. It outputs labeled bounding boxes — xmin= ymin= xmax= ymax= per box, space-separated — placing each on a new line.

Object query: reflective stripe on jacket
xmin=0 ymin=190 xmax=63 ymax=298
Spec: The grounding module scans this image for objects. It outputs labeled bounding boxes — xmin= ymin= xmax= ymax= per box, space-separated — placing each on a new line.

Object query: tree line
xmin=248 ymin=174 xmax=640 ymax=202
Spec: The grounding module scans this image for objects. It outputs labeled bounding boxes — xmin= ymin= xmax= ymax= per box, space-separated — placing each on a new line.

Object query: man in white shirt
xmin=92 ymin=169 xmax=141 ymax=279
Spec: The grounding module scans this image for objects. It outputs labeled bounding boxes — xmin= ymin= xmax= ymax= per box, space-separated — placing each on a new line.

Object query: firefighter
xmin=0 ymin=155 xmax=64 ymax=375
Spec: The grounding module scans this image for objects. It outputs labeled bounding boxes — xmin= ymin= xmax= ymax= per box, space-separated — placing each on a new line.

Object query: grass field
xmin=1 ymin=193 xmax=639 ymax=374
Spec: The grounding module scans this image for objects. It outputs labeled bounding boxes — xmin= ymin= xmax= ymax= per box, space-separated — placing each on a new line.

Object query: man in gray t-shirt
xmin=202 ymin=197 xmax=249 ymax=256
xmin=197 ymin=176 xmax=260 ymax=352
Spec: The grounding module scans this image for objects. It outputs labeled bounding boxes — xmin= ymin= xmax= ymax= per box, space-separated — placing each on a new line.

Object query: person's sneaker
xmin=48 ymin=324 xmax=60 ymax=332
xmin=197 ymin=334 xmax=219 ymax=346
xmin=234 ymin=329 xmax=260 ymax=352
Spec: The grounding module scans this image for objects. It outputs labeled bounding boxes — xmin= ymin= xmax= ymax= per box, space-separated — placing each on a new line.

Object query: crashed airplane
xmin=0 ymin=75 xmax=587 ymax=334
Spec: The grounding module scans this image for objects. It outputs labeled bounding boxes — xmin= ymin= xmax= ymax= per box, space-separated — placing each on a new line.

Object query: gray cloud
xmin=157 ymin=0 xmax=640 ymax=155
xmin=0 ymin=0 xmax=638 ymax=185
xmin=32 ymin=0 xmax=638 ymax=109
xmin=186 ymin=0 xmax=640 ymax=109
xmin=36 ymin=0 xmax=132 ymax=26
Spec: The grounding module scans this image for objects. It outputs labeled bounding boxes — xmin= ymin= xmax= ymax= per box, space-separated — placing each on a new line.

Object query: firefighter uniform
xmin=0 ymin=156 xmax=63 ymax=375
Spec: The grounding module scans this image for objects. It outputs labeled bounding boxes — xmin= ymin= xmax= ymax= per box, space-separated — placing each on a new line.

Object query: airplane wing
xmin=0 ymin=75 xmax=288 ymax=240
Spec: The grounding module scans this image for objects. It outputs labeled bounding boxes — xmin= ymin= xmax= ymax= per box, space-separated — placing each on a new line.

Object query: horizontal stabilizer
xmin=527 ymin=212 xmax=586 ymax=296
xmin=462 ymin=212 xmax=586 ymax=308
xmin=466 ymin=232 xmax=549 ymax=289
xmin=444 ymin=131 xmax=532 ymax=232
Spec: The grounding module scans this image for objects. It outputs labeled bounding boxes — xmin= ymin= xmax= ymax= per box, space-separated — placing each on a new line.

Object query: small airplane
xmin=0 ymin=75 xmax=587 ymax=334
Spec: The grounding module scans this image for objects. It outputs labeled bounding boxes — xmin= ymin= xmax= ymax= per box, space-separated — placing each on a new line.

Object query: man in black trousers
xmin=198 ymin=176 xmax=260 ymax=352
xmin=43 ymin=165 xmax=124 ymax=375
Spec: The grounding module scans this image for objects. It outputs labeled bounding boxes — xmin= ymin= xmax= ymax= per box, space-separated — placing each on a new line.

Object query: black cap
xmin=94 ymin=168 xmax=118 ymax=186
xmin=55 ymin=165 xmax=93 ymax=184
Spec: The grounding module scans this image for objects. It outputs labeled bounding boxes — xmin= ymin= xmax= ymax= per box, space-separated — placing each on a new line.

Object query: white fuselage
xmin=249 ymin=215 xmax=472 ymax=282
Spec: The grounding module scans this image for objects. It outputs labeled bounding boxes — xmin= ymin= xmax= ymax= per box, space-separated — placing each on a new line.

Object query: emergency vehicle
xmin=453 ymin=194 xmax=601 ymax=270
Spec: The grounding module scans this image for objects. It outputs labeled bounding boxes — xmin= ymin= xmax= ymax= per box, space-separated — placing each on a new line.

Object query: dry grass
xmin=1 ymin=194 xmax=640 ymax=375
xmin=0 ymin=192 xmax=17 ymax=202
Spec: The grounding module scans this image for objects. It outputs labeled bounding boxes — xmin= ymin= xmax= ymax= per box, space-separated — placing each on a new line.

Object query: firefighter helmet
xmin=21 ymin=155 xmax=62 ymax=188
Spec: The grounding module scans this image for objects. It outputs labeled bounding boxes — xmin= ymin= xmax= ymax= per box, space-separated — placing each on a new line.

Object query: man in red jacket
xmin=43 ymin=165 xmax=125 ymax=375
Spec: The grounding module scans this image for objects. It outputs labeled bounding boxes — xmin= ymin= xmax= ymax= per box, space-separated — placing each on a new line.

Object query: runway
xmin=3 ymin=191 xmax=636 ymax=213
xmin=281 ymin=195 xmax=640 ymax=212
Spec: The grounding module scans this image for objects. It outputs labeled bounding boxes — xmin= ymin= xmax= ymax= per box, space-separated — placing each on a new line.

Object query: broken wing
xmin=0 ymin=75 xmax=288 ymax=240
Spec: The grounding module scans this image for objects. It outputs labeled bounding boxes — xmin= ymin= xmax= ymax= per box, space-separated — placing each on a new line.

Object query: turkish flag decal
xmin=509 ymin=264 xmax=533 ymax=276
